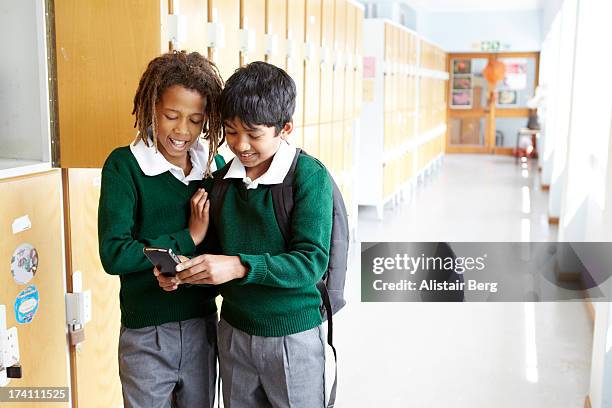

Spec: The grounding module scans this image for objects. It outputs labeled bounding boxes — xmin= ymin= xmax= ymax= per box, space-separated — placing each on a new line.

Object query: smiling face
xmin=224 ymin=118 xmax=293 ymax=180
xmin=154 ymin=85 xmax=206 ymax=168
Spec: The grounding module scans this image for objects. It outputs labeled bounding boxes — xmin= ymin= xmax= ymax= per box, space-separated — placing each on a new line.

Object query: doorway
xmin=446 ymin=52 xmax=540 ymax=154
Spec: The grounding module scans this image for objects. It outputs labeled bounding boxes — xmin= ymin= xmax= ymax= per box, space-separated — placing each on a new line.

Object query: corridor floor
xmin=333 ymin=154 xmax=592 ymax=407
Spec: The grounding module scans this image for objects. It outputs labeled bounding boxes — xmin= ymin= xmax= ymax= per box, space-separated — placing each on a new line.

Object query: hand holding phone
xmin=143 ymin=247 xmax=180 ymax=277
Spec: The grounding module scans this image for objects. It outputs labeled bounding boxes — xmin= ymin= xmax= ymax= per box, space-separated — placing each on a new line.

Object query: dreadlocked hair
xmin=132 ymin=50 xmax=224 ymax=177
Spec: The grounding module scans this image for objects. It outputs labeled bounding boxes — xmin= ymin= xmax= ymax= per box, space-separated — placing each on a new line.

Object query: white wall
xmin=541 ymin=0 xmax=565 ymax=39
xmin=554 ymin=0 xmax=612 ymax=406
xmin=416 ymin=9 xmax=542 ymax=52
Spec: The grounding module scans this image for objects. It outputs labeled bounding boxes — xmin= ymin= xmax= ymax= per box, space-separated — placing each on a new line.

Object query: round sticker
xmin=14 ymin=285 xmax=39 ymax=324
xmin=11 ymin=243 xmax=38 ymax=285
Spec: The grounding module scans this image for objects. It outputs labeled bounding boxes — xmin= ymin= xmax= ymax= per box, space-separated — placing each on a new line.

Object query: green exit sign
xmin=481 ymin=41 xmax=501 ymax=52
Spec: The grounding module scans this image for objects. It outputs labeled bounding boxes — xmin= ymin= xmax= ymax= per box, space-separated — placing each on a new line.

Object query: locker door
xmin=353 ymin=5 xmax=364 ymax=116
xmin=65 ymin=169 xmax=122 ymax=408
xmin=241 ymin=0 xmax=266 ymax=65
xmin=291 ymin=126 xmax=304 ymax=148
xmin=265 ymin=0 xmax=287 ymax=69
xmin=343 ymin=2 xmax=356 ymax=121
xmin=55 ymin=0 xmax=165 ymax=168
xmin=331 ymin=0 xmax=346 ymax=122
xmin=331 ymin=121 xmax=344 ymax=174
xmin=319 ymin=123 xmax=332 ymax=169
xmin=208 ymin=0 xmax=240 ymax=81
xmin=178 ymin=0 xmax=209 ymax=55
xmin=303 ymin=124 xmax=320 ymax=157
xmin=286 ymin=0 xmax=305 ymax=127
xmin=304 ymin=0 xmax=322 ymax=126
xmin=319 ymin=0 xmax=334 ymax=124
xmin=0 ymin=171 xmax=70 ymax=407
xmin=343 ymin=120 xmax=353 ymax=175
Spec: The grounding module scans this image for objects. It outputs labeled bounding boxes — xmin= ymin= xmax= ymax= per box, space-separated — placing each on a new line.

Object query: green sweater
xmin=206 ymin=154 xmax=333 ymax=337
xmin=98 ymin=146 xmax=224 ymax=328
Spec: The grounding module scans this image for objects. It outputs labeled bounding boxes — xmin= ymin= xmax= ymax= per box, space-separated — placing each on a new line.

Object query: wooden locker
xmin=384 ymin=23 xmax=392 ymax=63
xmin=178 ymin=0 xmax=209 ymax=55
xmin=304 ymin=0 xmax=322 ymax=125
xmin=319 ymin=0 xmax=334 ymax=124
xmin=410 ymin=35 xmax=418 ymax=66
xmin=404 ymin=150 xmax=413 ymax=181
xmin=65 ymin=169 xmax=122 ymax=408
xmin=318 ymin=123 xmax=332 ymax=169
xmin=265 ymin=0 xmax=287 ymax=69
xmin=398 ymin=28 xmax=405 ymax=66
xmin=343 ymin=3 xmax=355 ymax=121
xmin=343 ymin=68 xmax=354 ymax=121
xmin=331 ymin=0 xmax=346 ymax=122
xmin=383 ymin=112 xmax=392 ymax=152
xmin=55 ymin=0 xmax=167 ymax=168
xmin=334 ymin=0 xmax=347 ymax=54
xmin=321 ymin=0 xmax=335 ymax=51
xmin=331 ymin=121 xmax=344 ymax=174
xmin=353 ymin=5 xmax=364 ymax=116
xmin=241 ymin=0 xmax=266 ymax=65
xmin=343 ymin=120 xmax=353 ymax=173
xmin=319 ymin=66 xmax=334 ymax=123
xmin=209 ymin=0 xmax=240 ymax=81
xmin=291 ymin=126 xmax=304 ymax=148
xmin=286 ymin=0 xmax=305 ymax=128
xmin=384 ymin=75 xmax=392 ymax=112
xmin=0 ymin=171 xmax=70 ymax=407
xmin=332 ymin=69 xmax=345 ymax=122
xmin=302 ymin=124 xmax=320 ymax=157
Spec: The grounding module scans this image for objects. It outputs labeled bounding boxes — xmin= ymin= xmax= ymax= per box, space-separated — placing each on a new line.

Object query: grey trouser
xmin=218 ymin=318 xmax=326 ymax=408
xmin=118 ymin=314 xmax=217 ymax=408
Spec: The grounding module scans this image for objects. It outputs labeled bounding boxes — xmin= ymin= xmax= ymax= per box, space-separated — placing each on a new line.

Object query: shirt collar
xmin=224 ymin=140 xmax=297 ymax=189
xmin=129 ymin=137 xmax=215 ymax=178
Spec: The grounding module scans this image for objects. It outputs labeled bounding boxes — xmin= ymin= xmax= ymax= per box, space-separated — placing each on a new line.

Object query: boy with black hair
xmin=156 ymin=61 xmax=333 ymax=407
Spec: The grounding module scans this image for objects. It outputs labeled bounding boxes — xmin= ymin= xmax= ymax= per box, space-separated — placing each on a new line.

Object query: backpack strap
xmin=269 ymin=148 xmax=301 ymax=243
xmin=209 ymin=160 xmax=233 ymax=232
xmin=317 ymin=280 xmax=338 ymax=407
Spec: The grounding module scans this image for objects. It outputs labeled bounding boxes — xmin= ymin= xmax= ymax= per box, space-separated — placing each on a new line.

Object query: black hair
xmin=219 ymin=61 xmax=296 ymax=134
xmin=132 ymin=50 xmax=224 ymax=175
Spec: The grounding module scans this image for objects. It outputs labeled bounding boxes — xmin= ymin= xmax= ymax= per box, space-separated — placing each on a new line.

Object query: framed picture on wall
xmin=452 ymin=76 xmax=472 ymax=90
xmin=497 ymin=90 xmax=518 ymax=106
xmin=452 ymin=59 xmax=471 ymax=74
xmin=451 ymin=90 xmax=472 ymax=108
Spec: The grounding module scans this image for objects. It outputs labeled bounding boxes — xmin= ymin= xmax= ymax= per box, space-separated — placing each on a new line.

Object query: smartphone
xmin=143 ymin=247 xmax=181 ymax=277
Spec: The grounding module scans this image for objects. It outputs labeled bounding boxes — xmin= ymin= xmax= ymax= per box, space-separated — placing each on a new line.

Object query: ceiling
xmin=403 ymin=0 xmax=544 ymax=12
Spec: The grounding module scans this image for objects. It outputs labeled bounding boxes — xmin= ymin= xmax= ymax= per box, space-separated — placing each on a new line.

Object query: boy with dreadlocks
xmin=98 ymin=51 xmax=224 ymax=408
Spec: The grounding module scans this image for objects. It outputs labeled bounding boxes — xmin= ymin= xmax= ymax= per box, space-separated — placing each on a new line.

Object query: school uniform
xmin=208 ymin=140 xmax=333 ymax=408
xmin=98 ymin=137 xmax=223 ymax=408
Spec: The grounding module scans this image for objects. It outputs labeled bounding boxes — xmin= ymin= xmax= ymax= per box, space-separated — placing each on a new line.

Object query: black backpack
xmin=209 ymin=148 xmax=348 ymax=407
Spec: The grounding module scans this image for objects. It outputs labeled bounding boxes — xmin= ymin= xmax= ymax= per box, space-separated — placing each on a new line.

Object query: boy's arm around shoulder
xmin=97 ymin=150 xmax=197 ymax=275
xmin=237 ymin=159 xmax=333 ymax=288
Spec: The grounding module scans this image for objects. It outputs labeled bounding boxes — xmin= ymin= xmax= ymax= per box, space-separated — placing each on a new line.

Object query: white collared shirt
xmin=223 ymin=140 xmax=297 ymax=189
xmin=130 ymin=137 xmax=217 ymax=185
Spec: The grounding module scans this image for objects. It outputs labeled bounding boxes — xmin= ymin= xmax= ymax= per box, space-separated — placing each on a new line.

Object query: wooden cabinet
xmin=55 ymin=0 xmax=168 ymax=168
xmin=209 ymin=0 xmax=240 ymax=80
xmin=241 ymin=0 xmax=266 ymax=65
xmin=304 ymin=0 xmax=322 ymax=126
xmin=0 ymin=171 xmax=70 ymax=405
xmin=64 ymin=169 xmax=123 ymax=408
xmin=265 ymin=0 xmax=287 ymax=69
xmin=359 ymin=19 xmax=448 ymax=219
xmin=286 ymin=0 xmax=305 ymax=127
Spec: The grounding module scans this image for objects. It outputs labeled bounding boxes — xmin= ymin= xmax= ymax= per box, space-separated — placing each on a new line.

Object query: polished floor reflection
xmin=334 ymin=154 xmax=591 ymax=407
